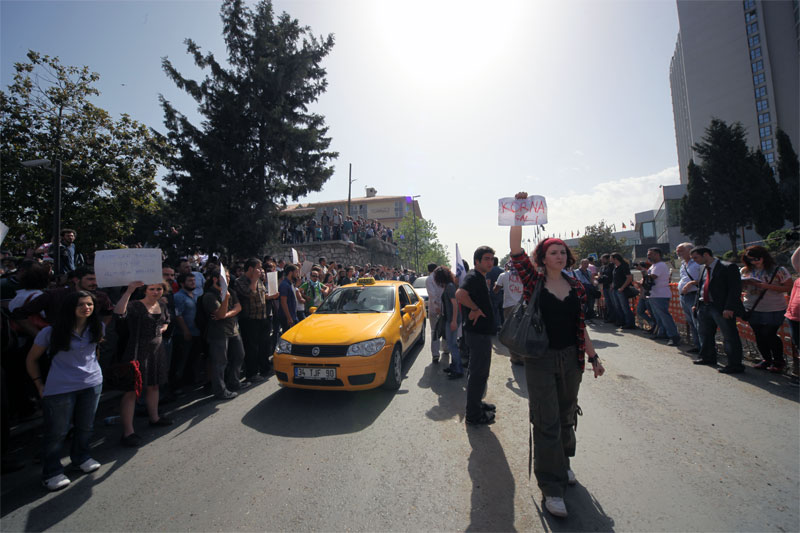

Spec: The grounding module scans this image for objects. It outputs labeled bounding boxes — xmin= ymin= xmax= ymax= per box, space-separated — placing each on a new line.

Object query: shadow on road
xmin=242 ymin=343 xmax=423 ymax=437
xmin=466 ymin=426 xmax=516 ymax=532
xmin=533 ymin=482 xmax=615 ymax=532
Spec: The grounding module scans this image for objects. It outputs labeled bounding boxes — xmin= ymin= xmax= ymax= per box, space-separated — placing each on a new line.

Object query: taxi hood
xmin=283 ymin=313 xmax=393 ymax=345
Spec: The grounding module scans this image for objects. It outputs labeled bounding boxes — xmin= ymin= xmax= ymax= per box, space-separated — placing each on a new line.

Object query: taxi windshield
xmin=316 ymin=286 xmax=395 ymax=314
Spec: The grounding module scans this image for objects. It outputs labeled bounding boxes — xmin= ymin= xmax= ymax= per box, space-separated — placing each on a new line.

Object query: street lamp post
xmin=410 ymin=195 xmax=420 ymax=274
xmin=22 ymin=158 xmax=63 ymax=275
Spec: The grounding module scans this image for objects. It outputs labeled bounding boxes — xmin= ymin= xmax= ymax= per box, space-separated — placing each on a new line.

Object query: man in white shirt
xmin=676 ymin=242 xmax=702 ymax=353
xmin=646 ymin=248 xmax=680 ymax=346
xmin=425 ymin=263 xmax=445 ymax=363
xmin=494 ymin=264 xmax=525 ymax=365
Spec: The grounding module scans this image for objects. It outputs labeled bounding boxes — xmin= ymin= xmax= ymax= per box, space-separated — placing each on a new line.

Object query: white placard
xmin=267 ymin=271 xmax=279 ymax=296
xmin=95 ymin=248 xmax=163 ymax=288
xmin=291 ymin=248 xmax=299 ymax=264
xmin=0 ymin=221 xmax=8 ymax=246
xmin=301 ymin=260 xmax=313 ymax=278
xmin=497 ymin=196 xmax=548 ymax=226
xmin=219 ymin=262 xmax=228 ymax=298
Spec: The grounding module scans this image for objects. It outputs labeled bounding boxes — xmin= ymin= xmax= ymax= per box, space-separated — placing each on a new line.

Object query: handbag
xmin=104 ymin=307 xmax=143 ymax=396
xmin=741 ymin=269 xmax=778 ymax=321
xmin=498 ymin=277 xmax=548 ymax=357
xmin=622 ymin=285 xmax=639 ymax=299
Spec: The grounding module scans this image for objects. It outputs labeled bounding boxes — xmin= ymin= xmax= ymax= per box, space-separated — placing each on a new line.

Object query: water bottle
xmin=103 ymin=415 xmax=120 ymax=425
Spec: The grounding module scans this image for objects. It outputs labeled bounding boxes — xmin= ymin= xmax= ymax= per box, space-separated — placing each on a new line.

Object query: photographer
xmin=633 ymin=262 xmax=656 ymax=332
xmin=646 ymin=248 xmax=680 ymax=346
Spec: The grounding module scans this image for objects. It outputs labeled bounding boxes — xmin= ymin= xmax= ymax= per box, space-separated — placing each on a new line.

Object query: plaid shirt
xmin=233 ymin=276 xmax=269 ymax=320
xmin=510 ymin=251 xmax=588 ymax=370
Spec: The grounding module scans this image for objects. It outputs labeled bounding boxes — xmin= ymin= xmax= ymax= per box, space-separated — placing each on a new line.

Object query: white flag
xmin=455 ymin=243 xmax=466 ymax=285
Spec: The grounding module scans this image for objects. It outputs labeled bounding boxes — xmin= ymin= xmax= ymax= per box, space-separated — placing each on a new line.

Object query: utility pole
xmin=411 ymin=195 xmax=421 ymax=274
xmin=347 ymin=163 xmax=355 ymax=217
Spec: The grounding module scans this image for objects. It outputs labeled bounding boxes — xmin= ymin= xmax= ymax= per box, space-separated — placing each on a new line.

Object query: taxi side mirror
xmin=309 ymin=307 xmax=318 ymax=314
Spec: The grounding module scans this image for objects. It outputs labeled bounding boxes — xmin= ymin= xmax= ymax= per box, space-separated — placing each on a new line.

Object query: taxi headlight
xmin=346 ymin=338 xmax=386 ymax=357
xmin=276 ymin=339 xmax=292 ymax=354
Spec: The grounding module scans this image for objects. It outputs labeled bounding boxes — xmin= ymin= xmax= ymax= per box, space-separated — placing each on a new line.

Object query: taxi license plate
xmin=294 ymin=367 xmax=336 ymax=380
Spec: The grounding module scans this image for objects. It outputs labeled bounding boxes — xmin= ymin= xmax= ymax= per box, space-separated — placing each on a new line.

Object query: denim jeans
xmin=41 ymin=384 xmax=102 ymax=480
xmin=444 ymin=322 xmax=463 ymax=374
xmin=602 ymin=286 xmax=617 ymax=323
xmin=680 ymin=292 xmax=701 ymax=350
xmin=648 ymin=297 xmax=678 ymax=338
xmin=428 ymin=312 xmax=442 ymax=358
xmin=697 ymin=304 xmax=743 ymax=368
xmin=239 ymin=317 xmax=271 ymax=378
xmin=636 ymin=297 xmax=656 ymax=330
xmin=611 ymin=289 xmax=635 ymax=327
xmin=465 ymin=331 xmax=492 ymax=421
xmin=748 ymin=310 xmax=787 ymax=366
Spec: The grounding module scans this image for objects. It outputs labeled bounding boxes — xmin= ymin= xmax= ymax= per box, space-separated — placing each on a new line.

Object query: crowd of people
xmin=2 ymin=217 xmax=798 ymax=515
xmin=0 ymin=226 xmax=426 ymax=490
xmin=278 ymin=210 xmax=395 ymax=246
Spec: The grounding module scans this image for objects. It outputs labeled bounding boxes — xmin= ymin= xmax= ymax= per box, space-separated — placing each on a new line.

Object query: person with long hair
xmin=114 ymin=281 xmax=172 ymax=447
xmin=433 ymin=265 xmax=464 ymax=378
xmin=509 ymin=191 xmax=605 ymax=519
xmin=26 ymin=291 xmax=104 ymax=491
xmin=740 ymin=245 xmax=793 ymax=372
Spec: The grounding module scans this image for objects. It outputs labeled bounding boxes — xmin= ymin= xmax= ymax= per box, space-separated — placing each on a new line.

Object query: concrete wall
xmin=270 ymin=238 xmax=400 ymax=268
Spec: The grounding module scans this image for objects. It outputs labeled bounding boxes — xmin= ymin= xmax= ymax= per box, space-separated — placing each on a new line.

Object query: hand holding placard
xmin=498 ymin=195 xmax=548 ymax=226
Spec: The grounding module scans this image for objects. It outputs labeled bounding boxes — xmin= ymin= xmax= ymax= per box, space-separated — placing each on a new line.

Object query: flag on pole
xmin=455 ymin=243 xmax=466 ymax=284
xmin=622 ymin=222 xmax=627 ymax=229
xmin=630 ymin=220 xmax=635 ymax=226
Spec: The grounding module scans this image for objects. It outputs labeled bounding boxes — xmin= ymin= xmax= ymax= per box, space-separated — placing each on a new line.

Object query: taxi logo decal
xmin=312 ymin=347 xmax=320 ymax=356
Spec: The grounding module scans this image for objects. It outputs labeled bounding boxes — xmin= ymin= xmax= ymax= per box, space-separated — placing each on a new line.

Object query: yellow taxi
xmin=273 ymin=278 xmax=426 ymax=390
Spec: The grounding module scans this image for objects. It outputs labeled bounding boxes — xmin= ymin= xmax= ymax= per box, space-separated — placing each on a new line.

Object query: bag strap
xmin=749 ymin=269 xmax=779 ymax=313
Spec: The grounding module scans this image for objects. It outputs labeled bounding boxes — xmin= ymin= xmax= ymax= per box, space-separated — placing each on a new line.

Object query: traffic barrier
xmin=599 ymin=284 xmax=794 ymax=359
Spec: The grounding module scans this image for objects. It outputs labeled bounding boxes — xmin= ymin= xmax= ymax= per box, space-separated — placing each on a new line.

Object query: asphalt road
xmin=2 ymin=322 xmax=798 ymax=532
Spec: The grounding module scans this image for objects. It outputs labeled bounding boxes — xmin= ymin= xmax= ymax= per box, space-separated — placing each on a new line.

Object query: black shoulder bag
xmin=741 ymin=269 xmax=778 ymax=321
xmin=498 ymin=277 xmax=548 ymax=357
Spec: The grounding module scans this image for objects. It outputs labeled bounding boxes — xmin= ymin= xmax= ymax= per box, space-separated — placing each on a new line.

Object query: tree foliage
xmin=679 ymin=118 xmax=784 ymax=255
xmin=573 ymin=221 xmax=632 ymax=259
xmin=0 ymin=51 xmax=164 ymax=253
xmin=159 ymin=0 xmax=337 ymax=257
xmin=776 ymin=128 xmax=799 ymax=226
xmin=396 ymin=211 xmax=448 ymax=272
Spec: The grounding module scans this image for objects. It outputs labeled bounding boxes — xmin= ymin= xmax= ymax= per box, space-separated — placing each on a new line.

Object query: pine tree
xmin=775 ymin=129 xmax=799 ymax=226
xmin=749 ymin=149 xmax=785 ymax=237
xmin=159 ymin=0 xmax=337 ymax=256
xmin=680 ymin=160 xmax=713 ymax=245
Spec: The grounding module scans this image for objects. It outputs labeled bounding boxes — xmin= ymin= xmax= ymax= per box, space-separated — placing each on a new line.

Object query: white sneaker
xmin=544 ymin=496 xmax=568 ymax=517
xmin=42 ymin=473 xmax=71 ymax=491
xmin=78 ymin=458 xmax=101 ymax=473
xmin=567 ymin=468 xmax=576 ymax=485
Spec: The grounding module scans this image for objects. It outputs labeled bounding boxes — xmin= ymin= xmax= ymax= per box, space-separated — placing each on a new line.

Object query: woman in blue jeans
xmin=610 ymin=253 xmax=636 ymax=329
xmin=26 ymin=291 xmax=104 ymax=491
xmin=433 ymin=266 xmax=463 ymax=378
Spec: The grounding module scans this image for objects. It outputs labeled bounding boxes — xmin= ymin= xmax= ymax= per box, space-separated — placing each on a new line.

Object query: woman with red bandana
xmin=509 ymin=191 xmax=605 ymax=519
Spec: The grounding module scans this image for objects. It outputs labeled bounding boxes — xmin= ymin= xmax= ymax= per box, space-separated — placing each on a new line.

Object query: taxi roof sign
xmin=356 ymin=277 xmax=376 ymax=285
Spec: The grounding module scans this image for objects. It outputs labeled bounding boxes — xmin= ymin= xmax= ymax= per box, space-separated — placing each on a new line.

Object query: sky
xmin=1 ymin=0 xmax=682 ymax=264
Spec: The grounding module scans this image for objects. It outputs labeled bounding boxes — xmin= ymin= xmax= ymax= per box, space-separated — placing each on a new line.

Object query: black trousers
xmin=465 ymin=330 xmax=492 ymax=421
xmin=239 ymin=317 xmax=271 ymax=378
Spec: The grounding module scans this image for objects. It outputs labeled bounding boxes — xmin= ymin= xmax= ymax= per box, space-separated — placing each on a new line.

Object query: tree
xmin=396 ymin=211 xmax=448 ymax=272
xmin=680 ymin=160 xmax=712 ymax=245
xmin=679 ymin=118 xmax=769 ymax=255
xmin=573 ymin=221 xmax=632 ymax=259
xmin=775 ymin=128 xmax=799 ymax=226
xmin=159 ymin=0 xmax=337 ymax=257
xmin=749 ymin=149 xmax=784 ymax=237
xmin=0 ymin=51 xmax=164 ymax=253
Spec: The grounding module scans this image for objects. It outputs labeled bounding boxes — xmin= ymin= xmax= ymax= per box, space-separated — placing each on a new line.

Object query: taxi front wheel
xmin=382 ymin=345 xmax=402 ymax=390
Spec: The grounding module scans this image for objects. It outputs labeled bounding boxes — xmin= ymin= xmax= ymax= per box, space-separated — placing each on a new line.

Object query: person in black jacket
xmin=690 ymin=247 xmax=746 ymax=373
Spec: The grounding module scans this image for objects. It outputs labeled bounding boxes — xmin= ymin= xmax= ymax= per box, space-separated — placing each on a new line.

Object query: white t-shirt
xmin=647 ymin=261 xmax=672 ymax=298
xmin=741 ymin=266 xmax=791 ymax=312
xmin=495 ymin=271 xmax=524 ymax=309
xmin=425 ymin=275 xmax=444 ymax=315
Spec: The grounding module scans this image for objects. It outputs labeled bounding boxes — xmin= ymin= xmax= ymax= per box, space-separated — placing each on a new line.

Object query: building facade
xmin=282 ymin=189 xmax=422 ymax=229
xmin=670 ymin=0 xmax=799 ymax=183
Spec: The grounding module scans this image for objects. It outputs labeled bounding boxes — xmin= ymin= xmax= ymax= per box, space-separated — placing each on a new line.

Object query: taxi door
xmin=401 ymin=284 xmax=424 ymax=342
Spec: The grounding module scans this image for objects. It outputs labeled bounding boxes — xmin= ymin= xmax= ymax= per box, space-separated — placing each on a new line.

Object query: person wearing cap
xmin=509 ymin=191 xmax=604 ymax=519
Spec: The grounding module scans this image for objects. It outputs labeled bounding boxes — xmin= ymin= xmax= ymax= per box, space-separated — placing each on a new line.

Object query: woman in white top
xmin=740 ymin=246 xmax=792 ymax=372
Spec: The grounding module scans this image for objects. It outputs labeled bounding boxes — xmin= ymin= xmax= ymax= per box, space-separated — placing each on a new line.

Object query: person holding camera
xmin=646 ymin=248 xmax=680 ymax=346
xmin=633 ymin=261 xmax=657 ymax=332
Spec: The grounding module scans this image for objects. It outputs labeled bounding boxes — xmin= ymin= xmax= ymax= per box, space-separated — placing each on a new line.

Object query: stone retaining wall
xmin=270 ymin=239 xmax=400 ymax=268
